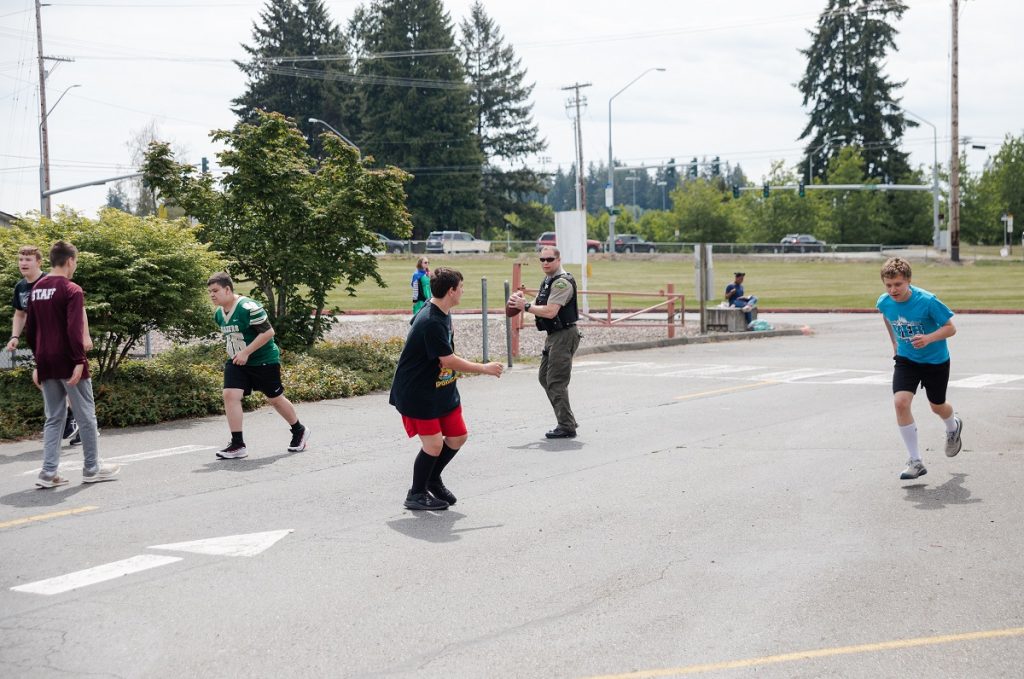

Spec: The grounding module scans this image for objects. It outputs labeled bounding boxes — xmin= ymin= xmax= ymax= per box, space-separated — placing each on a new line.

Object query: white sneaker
xmin=83 ymin=464 xmax=120 ymax=483
xmin=945 ymin=416 xmax=963 ymax=457
xmin=900 ymin=459 xmax=927 ymax=480
xmin=36 ymin=471 xmax=70 ymax=488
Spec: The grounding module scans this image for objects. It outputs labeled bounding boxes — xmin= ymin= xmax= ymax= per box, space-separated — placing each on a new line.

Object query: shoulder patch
xmin=553 ymin=279 xmax=569 ymax=289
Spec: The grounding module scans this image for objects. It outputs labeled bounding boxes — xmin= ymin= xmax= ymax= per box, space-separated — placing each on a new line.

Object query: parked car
xmin=613 ymin=234 xmax=657 ymax=253
xmin=425 ymin=230 xmax=491 ymax=254
xmin=779 ymin=234 xmax=826 ymax=253
xmin=535 ymin=231 xmax=604 ymax=254
xmin=374 ymin=232 xmax=409 ymax=254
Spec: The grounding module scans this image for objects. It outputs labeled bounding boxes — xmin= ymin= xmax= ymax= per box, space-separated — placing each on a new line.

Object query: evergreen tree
xmin=798 ymin=0 xmax=912 ymax=183
xmin=356 ymin=0 xmax=483 ymax=238
xmin=234 ymin=0 xmax=353 ymax=146
xmin=460 ymin=2 xmax=546 ymax=232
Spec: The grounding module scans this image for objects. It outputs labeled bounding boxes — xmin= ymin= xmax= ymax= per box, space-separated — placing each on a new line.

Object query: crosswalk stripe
xmin=947 ymin=374 xmax=1024 ymax=388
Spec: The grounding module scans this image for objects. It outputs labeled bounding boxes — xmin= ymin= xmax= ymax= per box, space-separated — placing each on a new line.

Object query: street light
xmin=807 ymin=133 xmax=845 ymax=184
xmin=308 ymin=117 xmax=360 ymax=157
xmin=39 ymin=83 xmax=81 ymax=217
xmin=901 ymin=107 xmax=940 ymax=249
xmin=625 ymin=172 xmax=639 ymax=215
xmin=607 ymin=67 xmax=666 ymax=251
xmin=657 ymin=180 xmax=668 ymax=210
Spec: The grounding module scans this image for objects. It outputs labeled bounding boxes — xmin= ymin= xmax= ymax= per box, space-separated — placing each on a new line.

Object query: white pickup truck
xmin=425 ymin=230 xmax=491 ymax=254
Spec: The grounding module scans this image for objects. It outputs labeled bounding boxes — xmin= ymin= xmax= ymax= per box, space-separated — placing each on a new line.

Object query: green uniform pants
xmin=539 ymin=327 xmax=581 ymax=431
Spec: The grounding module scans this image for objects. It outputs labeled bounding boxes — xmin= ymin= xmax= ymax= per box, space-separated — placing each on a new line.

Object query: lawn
xmin=327 ymin=254 xmax=1024 ymax=312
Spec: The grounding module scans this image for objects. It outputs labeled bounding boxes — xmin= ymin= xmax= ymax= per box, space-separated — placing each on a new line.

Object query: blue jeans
xmin=40 ymin=378 xmax=100 ymax=473
xmin=731 ymin=296 xmax=758 ymax=325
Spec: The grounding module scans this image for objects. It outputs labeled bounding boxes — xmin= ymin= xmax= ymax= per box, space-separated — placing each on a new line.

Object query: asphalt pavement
xmin=1 ymin=313 xmax=1022 ymax=678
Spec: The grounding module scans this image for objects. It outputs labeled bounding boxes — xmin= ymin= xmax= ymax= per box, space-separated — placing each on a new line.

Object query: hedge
xmin=0 ymin=338 xmax=403 ymax=440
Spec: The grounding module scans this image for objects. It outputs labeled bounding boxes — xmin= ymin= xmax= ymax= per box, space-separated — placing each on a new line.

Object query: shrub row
xmin=0 ymin=338 xmax=403 ymax=441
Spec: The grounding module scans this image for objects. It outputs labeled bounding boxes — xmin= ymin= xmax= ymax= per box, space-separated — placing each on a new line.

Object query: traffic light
xmin=732 ymin=185 xmax=740 ymax=199
xmin=762 ymin=182 xmax=770 ymax=198
xmin=711 ymin=156 xmax=720 ymax=177
xmin=689 ymin=157 xmax=698 ymax=179
xmin=798 ymin=181 xmax=805 ymax=198
xmin=201 ymin=157 xmax=209 ymax=174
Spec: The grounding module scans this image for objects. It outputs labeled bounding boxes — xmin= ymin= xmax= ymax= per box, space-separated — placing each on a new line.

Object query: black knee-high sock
xmin=430 ymin=443 xmax=459 ymax=484
xmin=410 ymin=450 xmax=438 ymax=494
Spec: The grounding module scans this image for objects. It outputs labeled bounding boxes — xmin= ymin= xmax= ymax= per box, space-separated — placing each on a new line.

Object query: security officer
xmin=508 ymin=246 xmax=581 ymax=438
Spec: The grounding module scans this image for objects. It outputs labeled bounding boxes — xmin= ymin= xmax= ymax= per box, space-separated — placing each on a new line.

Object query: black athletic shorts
xmin=892 ymin=355 xmax=950 ymax=405
xmin=223 ymin=361 xmax=285 ymax=398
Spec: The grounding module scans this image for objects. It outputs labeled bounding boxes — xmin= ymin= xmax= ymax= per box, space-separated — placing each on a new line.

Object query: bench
xmin=706 ymin=306 xmax=757 ymax=332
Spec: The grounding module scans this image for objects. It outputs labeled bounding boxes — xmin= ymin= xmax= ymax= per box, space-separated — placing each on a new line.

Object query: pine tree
xmin=460 ymin=2 xmax=546 ymax=231
xmin=233 ymin=0 xmax=353 ymax=145
xmin=356 ymin=0 xmax=483 ymax=238
xmin=798 ymin=0 xmax=913 ymax=183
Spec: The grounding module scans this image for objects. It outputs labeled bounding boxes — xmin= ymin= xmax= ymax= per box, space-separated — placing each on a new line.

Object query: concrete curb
xmin=576 ymin=328 xmax=806 ymax=357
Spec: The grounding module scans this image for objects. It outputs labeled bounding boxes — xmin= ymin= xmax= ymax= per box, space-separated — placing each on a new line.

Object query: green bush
xmin=0 ymin=338 xmax=401 ymax=440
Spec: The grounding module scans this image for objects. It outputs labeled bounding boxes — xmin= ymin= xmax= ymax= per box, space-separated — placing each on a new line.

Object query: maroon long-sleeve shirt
xmin=22 ymin=275 xmax=89 ymax=381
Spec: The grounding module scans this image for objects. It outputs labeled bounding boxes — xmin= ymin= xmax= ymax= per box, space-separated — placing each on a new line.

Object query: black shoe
xmin=545 ymin=427 xmax=577 ymax=439
xmin=216 ymin=442 xmax=248 ymax=459
xmin=62 ymin=417 xmax=78 ymax=440
xmin=404 ymin=491 xmax=449 ymax=511
xmin=69 ymin=431 xmax=82 ymax=446
xmin=288 ymin=425 xmax=310 ymax=452
xmin=427 ymin=481 xmax=457 ymax=505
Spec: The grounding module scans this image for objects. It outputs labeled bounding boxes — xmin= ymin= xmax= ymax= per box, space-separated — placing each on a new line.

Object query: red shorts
xmin=401 ymin=404 xmax=467 ymax=438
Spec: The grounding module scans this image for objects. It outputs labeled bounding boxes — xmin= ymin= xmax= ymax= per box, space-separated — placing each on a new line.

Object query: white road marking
xmin=836 ymin=373 xmax=892 ymax=385
xmin=21 ymin=444 xmax=216 ymax=476
xmin=11 ymin=555 xmax=182 ymax=596
xmin=948 ymin=374 xmax=1024 ymax=389
xmin=149 ymin=529 xmax=294 ymax=557
xmin=661 ymin=364 xmax=764 ymax=377
xmin=753 ymin=368 xmax=850 ymax=382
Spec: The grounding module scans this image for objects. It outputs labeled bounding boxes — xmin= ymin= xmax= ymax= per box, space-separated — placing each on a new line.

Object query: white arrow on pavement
xmin=11 ymin=554 xmax=183 ymax=596
xmin=148 ymin=529 xmax=294 ymax=557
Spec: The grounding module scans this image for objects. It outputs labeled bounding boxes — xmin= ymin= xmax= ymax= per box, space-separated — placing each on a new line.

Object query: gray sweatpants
xmin=40 ymin=378 xmax=100 ymax=474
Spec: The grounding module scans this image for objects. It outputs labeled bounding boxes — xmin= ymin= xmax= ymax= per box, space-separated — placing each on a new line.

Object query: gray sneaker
xmin=82 ymin=464 xmax=121 ymax=483
xmin=900 ymin=459 xmax=927 ymax=480
xmin=945 ymin=416 xmax=963 ymax=457
xmin=36 ymin=471 xmax=70 ymax=488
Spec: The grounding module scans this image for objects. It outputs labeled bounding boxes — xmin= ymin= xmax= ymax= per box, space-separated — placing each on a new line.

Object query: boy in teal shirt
xmin=207 ymin=272 xmax=309 ymax=459
xmin=876 ymin=257 xmax=963 ymax=480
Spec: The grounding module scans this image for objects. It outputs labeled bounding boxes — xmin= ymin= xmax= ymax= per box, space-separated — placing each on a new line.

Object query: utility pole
xmin=35 ymin=0 xmax=50 ymax=218
xmin=562 ymin=82 xmax=591 ymax=212
xmin=949 ymin=0 xmax=961 ymax=262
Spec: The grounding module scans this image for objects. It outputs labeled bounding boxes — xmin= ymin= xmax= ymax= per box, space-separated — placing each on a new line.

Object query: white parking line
xmin=20 ymin=444 xmax=217 ymax=476
xmin=11 ymin=554 xmax=182 ymax=596
xmin=948 ymin=374 xmax=1024 ymax=388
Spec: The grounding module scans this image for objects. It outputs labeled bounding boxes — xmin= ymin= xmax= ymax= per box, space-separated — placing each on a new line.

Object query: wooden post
xmin=666 ymin=283 xmax=675 ymax=339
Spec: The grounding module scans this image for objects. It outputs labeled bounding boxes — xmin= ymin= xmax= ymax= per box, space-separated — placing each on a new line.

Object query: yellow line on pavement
xmin=0 ymin=505 xmax=98 ymax=530
xmin=581 ymin=626 xmax=1024 ymax=678
xmin=674 ymin=381 xmax=775 ymax=401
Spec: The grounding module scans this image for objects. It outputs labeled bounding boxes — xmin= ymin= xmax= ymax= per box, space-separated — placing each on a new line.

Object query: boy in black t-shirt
xmin=389 ymin=267 xmax=503 ymax=510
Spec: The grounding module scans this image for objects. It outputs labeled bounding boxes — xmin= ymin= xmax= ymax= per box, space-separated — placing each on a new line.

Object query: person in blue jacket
xmin=411 ymin=257 xmax=431 ymax=315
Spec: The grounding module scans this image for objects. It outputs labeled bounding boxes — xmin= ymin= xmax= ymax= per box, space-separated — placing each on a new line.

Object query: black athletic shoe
xmin=62 ymin=417 xmax=78 ymax=440
xmin=216 ymin=442 xmax=248 ymax=459
xmin=427 ymin=481 xmax=457 ymax=505
xmin=404 ymin=491 xmax=449 ymax=511
xmin=69 ymin=431 xmax=82 ymax=446
xmin=288 ymin=425 xmax=310 ymax=452
xmin=545 ymin=427 xmax=577 ymax=439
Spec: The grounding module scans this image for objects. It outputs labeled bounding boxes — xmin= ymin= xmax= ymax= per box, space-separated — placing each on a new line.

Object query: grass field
xmin=326 ymin=254 xmax=1024 ymax=312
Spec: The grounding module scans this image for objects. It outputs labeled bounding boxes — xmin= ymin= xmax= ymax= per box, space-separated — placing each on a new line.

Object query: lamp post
xmin=38 ymin=83 xmax=80 ymax=217
xmin=896 ymin=107 xmax=940 ymax=250
xmin=625 ymin=171 xmax=638 ymax=213
xmin=807 ymin=134 xmax=845 ymax=184
xmin=657 ymin=180 xmax=667 ymax=210
xmin=607 ymin=67 xmax=666 ymax=251
xmin=308 ymin=117 xmax=360 ymax=157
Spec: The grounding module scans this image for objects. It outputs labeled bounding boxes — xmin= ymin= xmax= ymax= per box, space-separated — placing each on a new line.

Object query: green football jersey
xmin=214 ymin=296 xmax=280 ymax=365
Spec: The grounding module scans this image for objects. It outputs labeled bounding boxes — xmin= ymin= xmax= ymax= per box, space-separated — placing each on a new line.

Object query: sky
xmin=1 ymin=0 xmax=1022 ymax=218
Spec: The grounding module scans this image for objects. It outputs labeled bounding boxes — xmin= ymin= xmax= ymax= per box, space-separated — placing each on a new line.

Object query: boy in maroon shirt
xmin=23 ymin=241 xmax=119 ymax=488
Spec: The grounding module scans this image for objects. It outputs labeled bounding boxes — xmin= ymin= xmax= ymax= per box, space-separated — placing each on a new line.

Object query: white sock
xmin=899 ymin=423 xmax=920 ymax=461
xmin=942 ymin=414 xmax=958 ymax=433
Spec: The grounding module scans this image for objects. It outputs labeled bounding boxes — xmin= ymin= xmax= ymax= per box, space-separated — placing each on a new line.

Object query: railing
xmin=508 ymin=262 xmax=683 ymax=358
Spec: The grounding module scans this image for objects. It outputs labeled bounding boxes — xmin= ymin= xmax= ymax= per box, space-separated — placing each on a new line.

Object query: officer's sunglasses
xmin=538 ymin=257 xmax=557 ymax=263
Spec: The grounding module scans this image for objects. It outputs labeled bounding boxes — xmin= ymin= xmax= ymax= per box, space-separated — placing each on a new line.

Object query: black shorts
xmin=223 ymin=361 xmax=285 ymax=398
xmin=892 ymin=356 xmax=950 ymax=405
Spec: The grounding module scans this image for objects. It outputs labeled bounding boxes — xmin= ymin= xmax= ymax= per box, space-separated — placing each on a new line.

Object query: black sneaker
xmin=69 ymin=431 xmax=82 ymax=446
xmin=216 ymin=442 xmax=248 ymax=459
xmin=427 ymin=481 xmax=457 ymax=505
xmin=404 ymin=491 xmax=449 ymax=511
xmin=288 ymin=425 xmax=310 ymax=452
xmin=62 ymin=417 xmax=78 ymax=440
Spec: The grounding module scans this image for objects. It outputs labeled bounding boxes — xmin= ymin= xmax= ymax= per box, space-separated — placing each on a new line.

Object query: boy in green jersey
xmin=207 ymin=272 xmax=309 ymax=459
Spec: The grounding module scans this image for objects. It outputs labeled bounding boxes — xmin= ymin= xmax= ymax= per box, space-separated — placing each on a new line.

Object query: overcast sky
xmin=1 ymin=0 xmax=1021 ymax=217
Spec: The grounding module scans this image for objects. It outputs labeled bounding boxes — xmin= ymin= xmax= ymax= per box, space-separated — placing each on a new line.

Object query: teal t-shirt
xmin=214 ymin=296 xmax=280 ymax=365
xmin=876 ymin=285 xmax=954 ymax=364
